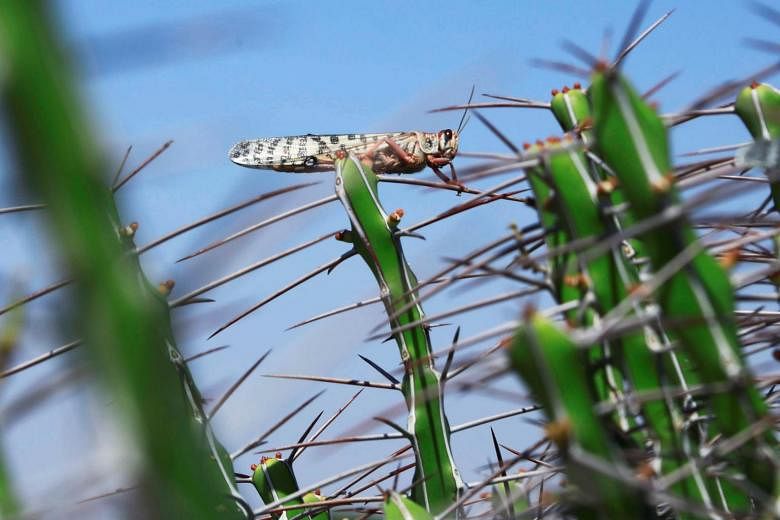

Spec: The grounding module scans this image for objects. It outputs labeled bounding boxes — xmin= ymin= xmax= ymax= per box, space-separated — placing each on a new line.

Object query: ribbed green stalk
xmin=590 ymin=68 xmax=778 ymax=515
xmin=540 ymin=139 xmax=714 ymax=515
xmin=384 ymin=491 xmax=433 ymax=520
xmin=523 ymin=142 xmax=630 ymax=434
xmin=550 ymin=84 xmax=645 ymax=260
xmin=509 ymin=311 xmax=654 ymax=519
xmin=252 ymin=455 xmax=329 ymax=520
xmin=0 ymin=2 xmax=242 ymax=517
xmin=334 ymin=156 xmax=462 ymax=516
xmin=0 ymin=311 xmax=21 ymax=516
xmin=735 ymin=82 xmax=780 ymax=209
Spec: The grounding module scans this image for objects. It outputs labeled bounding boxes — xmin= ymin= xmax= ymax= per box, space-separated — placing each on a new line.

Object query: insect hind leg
xmin=360 ymin=137 xmax=417 ymax=165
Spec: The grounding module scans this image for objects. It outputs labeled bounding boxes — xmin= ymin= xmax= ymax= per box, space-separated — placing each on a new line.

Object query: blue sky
xmin=1 ymin=0 xmax=777 ymax=515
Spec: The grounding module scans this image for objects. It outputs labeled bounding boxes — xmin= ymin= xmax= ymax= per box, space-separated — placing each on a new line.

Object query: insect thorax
xmin=372 ymin=138 xmax=427 ymax=174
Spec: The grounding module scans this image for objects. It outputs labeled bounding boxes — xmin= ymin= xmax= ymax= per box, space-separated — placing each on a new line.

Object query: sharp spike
xmin=529 ymin=58 xmax=591 ymax=78
xmin=287 ymin=410 xmax=324 ymax=463
xmin=561 ymin=38 xmax=599 ymax=67
xmin=372 ymin=417 xmax=411 ymax=439
xmin=472 ymin=110 xmax=521 ymax=155
xmin=748 ymin=1 xmax=780 ymax=27
xmin=0 ymin=278 xmax=72 ymax=318
xmin=614 ymin=3 xmax=671 ymax=68
xmin=110 ymin=145 xmax=133 ymax=187
xmin=0 ymin=203 xmax=46 ymax=215
xmin=136 ymin=182 xmax=317 ymax=254
xmin=184 ymin=344 xmax=230 ymax=363
xmin=177 ymin=194 xmax=337 ymax=262
xmin=230 ymin=389 xmax=325 ymax=459
xmin=328 ymin=248 xmax=357 ymax=275
xmin=293 ymin=389 xmax=364 ymax=463
xmin=0 ymin=339 xmax=82 ymax=379
xmin=286 ymin=296 xmax=383 ymax=331
xmin=256 ymin=432 xmax=406 ymax=454
xmin=112 ymin=140 xmax=173 ymax=192
xmin=440 ymin=326 xmax=460 ymax=383
xmin=491 ymin=428 xmax=515 ymax=520
xmin=170 ymin=232 xmax=336 ymax=308
xmin=207 ymin=349 xmax=270 ymax=420
xmin=262 ymin=373 xmax=399 ymax=391
xmin=642 ymin=70 xmax=681 ymax=99
xmin=358 ymin=354 xmax=401 ymax=385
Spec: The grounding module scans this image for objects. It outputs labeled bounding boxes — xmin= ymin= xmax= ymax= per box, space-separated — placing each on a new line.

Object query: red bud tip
xmin=250 ymin=464 xmax=257 ymax=471
xmin=129 ymin=222 xmax=139 ymax=231
xmin=751 ymin=81 xmax=760 ymax=89
xmin=522 ymin=142 xmax=531 ymax=150
xmin=158 ymin=280 xmax=175 ymax=295
xmin=535 ymin=139 xmax=544 ymax=147
xmin=335 ymin=231 xmax=345 ymax=240
xmin=546 ymin=136 xmax=561 ymax=144
xmin=275 ymin=452 xmax=282 ymax=459
xmin=551 ymin=89 xmax=559 ymax=96
xmin=261 ymin=456 xmax=268 ymax=463
xmin=394 ymin=208 xmax=404 ymax=218
xmin=561 ymin=86 xmax=570 ymax=93
xmin=522 ymin=304 xmax=536 ymax=321
xmin=573 ymin=82 xmax=581 ymax=89
xmin=594 ymin=60 xmax=608 ymax=72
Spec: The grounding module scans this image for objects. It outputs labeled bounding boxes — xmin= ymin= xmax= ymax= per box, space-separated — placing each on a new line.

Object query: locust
xmin=228 ymin=129 xmax=461 ymax=184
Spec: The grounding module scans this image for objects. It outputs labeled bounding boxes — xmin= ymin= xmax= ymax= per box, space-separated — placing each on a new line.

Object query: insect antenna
xmin=459 ymin=114 xmax=472 ymax=134
xmin=457 ymin=84 xmax=476 ymax=134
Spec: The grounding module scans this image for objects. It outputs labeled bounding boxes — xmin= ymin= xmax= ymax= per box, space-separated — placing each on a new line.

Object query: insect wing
xmin=229 ymin=132 xmax=414 ymax=172
xmin=229 ymin=135 xmax=331 ymax=172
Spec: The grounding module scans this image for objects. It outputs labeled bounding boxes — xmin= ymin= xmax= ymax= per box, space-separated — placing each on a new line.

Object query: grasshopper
xmin=229 ymin=130 xmax=461 ymax=184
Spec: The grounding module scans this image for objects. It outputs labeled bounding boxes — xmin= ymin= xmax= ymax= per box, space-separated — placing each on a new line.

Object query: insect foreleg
xmin=427 ymin=163 xmax=453 ymax=184
xmin=425 ymin=156 xmax=463 ymax=188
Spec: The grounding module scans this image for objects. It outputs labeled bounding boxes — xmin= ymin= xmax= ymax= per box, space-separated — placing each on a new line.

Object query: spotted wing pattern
xmin=229 ymin=132 xmax=414 ymax=173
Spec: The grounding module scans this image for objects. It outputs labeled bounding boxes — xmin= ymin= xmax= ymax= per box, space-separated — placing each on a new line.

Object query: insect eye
xmin=444 ymin=129 xmax=452 ymax=139
xmin=426 ymin=139 xmax=433 ymax=147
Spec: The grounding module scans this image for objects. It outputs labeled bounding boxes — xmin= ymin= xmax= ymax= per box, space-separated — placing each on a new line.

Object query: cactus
xmin=509 ymin=310 xmax=653 ymax=518
xmin=333 ymin=155 xmax=462 ymax=515
xmin=0 ymin=2 xmax=245 ymax=517
xmin=251 ymin=454 xmax=330 ymax=520
xmin=2 ymin=3 xmax=780 ymax=519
